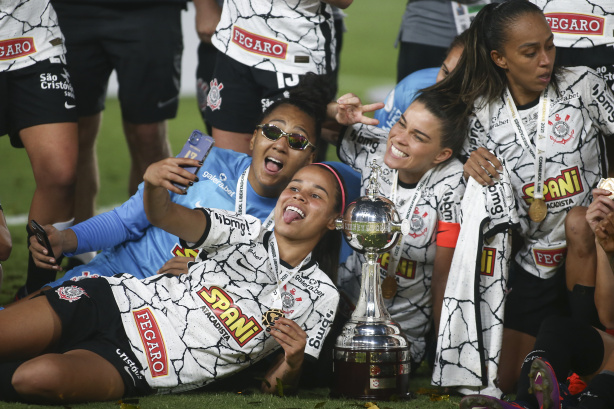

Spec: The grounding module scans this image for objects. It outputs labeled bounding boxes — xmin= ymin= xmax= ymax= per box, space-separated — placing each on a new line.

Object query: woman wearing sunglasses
xmin=330 ymin=87 xmax=468 ymax=370
xmin=26 ymin=74 xmax=362 ymax=297
xmin=0 ymin=163 xmax=346 ymax=404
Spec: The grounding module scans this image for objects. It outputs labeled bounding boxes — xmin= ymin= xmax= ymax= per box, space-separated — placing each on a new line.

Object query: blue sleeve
xmin=67 ymin=186 xmax=151 ymax=256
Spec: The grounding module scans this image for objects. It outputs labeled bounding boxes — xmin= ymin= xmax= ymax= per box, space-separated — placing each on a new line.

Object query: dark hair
xmin=258 ymin=72 xmax=335 ymax=144
xmin=309 ymin=163 xmax=346 ymax=284
xmin=412 ymin=88 xmax=469 ymax=159
xmin=446 ymin=28 xmax=470 ymax=56
xmin=430 ymin=0 xmax=562 ymax=115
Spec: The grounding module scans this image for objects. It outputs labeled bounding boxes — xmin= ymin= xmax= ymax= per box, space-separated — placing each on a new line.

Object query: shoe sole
xmin=528 ymin=358 xmax=557 ymax=409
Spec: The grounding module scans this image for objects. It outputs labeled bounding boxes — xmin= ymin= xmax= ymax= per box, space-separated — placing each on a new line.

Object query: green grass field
xmin=0 ymin=1 xmax=466 ymax=407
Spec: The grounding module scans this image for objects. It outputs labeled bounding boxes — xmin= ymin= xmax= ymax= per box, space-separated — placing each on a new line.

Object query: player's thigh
xmin=20 ymin=122 xmax=78 ymax=187
xmin=12 ymin=349 xmax=124 ymax=403
xmin=110 ymin=4 xmax=183 ymax=123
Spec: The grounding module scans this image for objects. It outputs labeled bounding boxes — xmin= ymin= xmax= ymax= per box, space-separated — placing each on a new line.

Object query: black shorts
xmin=204 ymin=52 xmax=306 ymax=134
xmin=52 ymin=2 xmax=183 ymax=123
xmin=196 ymin=42 xmax=219 ymax=128
xmin=43 ymin=279 xmax=154 ymax=398
xmin=503 ymin=260 xmax=568 ymax=337
xmin=0 ymin=57 xmax=77 ymax=148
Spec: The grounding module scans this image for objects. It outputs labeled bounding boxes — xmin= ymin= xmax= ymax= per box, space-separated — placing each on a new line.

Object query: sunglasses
xmin=256 ymin=124 xmax=316 ymax=151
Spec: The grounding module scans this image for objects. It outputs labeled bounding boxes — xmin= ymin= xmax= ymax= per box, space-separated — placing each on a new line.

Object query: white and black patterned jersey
xmin=0 ymin=0 xmax=66 ymax=72
xmin=337 ymin=124 xmax=466 ymax=362
xmin=105 ymin=208 xmax=339 ymax=393
xmin=433 ymin=166 xmax=518 ymax=397
xmin=464 ymin=66 xmax=614 ymax=279
xmin=530 ymin=0 xmax=614 ymax=48
xmin=211 ymin=0 xmax=336 ymax=75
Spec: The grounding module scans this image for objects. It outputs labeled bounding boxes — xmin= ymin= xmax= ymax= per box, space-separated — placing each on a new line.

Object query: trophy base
xmin=331 ymin=346 xmax=411 ymax=400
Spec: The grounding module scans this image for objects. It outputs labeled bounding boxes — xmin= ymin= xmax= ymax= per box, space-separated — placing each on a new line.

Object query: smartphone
xmin=30 ymin=219 xmax=55 ymax=258
xmin=172 ymin=130 xmax=215 ymax=190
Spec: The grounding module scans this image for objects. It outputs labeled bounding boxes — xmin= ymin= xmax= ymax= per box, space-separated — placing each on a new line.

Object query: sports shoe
xmin=529 ymin=358 xmax=561 ymax=409
xmin=460 ymin=395 xmax=531 ymax=409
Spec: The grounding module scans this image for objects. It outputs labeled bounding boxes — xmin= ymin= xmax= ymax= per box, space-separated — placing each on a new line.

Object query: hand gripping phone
xmin=172 ymin=130 xmax=215 ymax=189
xmin=30 ymin=219 xmax=55 ymax=258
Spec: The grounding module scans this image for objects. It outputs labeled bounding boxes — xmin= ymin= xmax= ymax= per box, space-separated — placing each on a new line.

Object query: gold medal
xmin=381 ymin=275 xmax=397 ymax=299
xmin=528 ymin=198 xmax=547 ymax=222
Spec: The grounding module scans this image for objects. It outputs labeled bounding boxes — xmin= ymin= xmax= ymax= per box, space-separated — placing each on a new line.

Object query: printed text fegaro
xmin=133 ymin=308 xmax=169 ymax=377
xmin=544 ymin=13 xmax=604 ymax=36
xmin=232 ymin=26 xmax=287 ymax=59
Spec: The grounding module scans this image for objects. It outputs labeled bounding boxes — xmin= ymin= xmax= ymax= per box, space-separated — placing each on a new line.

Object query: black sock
xmin=568 ymin=284 xmax=604 ymax=329
xmin=578 ymin=371 xmax=614 ymax=409
xmin=0 ymin=361 xmax=25 ymax=402
xmin=515 ymin=316 xmax=604 ymax=406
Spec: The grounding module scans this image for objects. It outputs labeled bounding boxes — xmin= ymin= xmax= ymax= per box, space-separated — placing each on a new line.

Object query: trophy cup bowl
xmin=331 ymin=163 xmax=412 ymax=401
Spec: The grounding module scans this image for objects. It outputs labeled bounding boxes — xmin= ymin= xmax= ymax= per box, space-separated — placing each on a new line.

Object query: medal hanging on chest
xmin=503 ymin=86 xmax=550 ymax=223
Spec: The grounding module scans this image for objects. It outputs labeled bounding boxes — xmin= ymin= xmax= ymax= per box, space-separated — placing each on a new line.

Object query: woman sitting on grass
xmin=0 ymin=161 xmax=345 ymax=404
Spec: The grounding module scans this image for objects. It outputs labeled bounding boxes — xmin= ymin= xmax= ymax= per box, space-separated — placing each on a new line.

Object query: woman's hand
xmin=463 ymin=147 xmax=502 ymax=185
xmin=586 ymin=188 xmax=614 ymax=233
xmin=595 ymin=212 xmax=614 ymax=254
xmin=157 ymin=256 xmax=195 ymax=275
xmin=331 ymin=93 xmax=384 ymax=126
xmin=28 ymin=225 xmax=66 ymax=271
xmin=143 ymin=157 xmax=202 ymax=195
xmin=268 ymin=317 xmax=307 ymax=369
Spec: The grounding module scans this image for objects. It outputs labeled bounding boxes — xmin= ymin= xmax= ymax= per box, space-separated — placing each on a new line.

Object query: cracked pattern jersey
xmin=464 ymin=66 xmax=614 ymax=279
xmin=336 ymin=124 xmax=465 ymax=363
xmin=105 ymin=208 xmax=339 ymax=393
xmin=530 ymin=0 xmax=614 ymax=48
xmin=211 ymin=0 xmax=336 ymax=75
xmin=0 ymin=0 xmax=66 ymax=72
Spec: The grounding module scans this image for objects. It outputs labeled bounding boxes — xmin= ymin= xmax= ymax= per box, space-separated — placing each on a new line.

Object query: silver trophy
xmin=331 ymin=161 xmax=412 ymax=400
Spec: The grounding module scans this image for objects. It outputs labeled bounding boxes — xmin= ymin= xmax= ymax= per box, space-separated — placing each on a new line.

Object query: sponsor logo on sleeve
xmin=521 ymin=166 xmax=583 ymax=209
xmin=545 ymin=13 xmax=604 ymax=36
xmin=307 ymin=310 xmax=334 ymax=350
xmin=232 ymin=26 xmax=288 ymax=59
xmin=198 ymin=286 xmax=263 ymax=347
xmin=480 ymin=247 xmax=497 ymax=277
xmin=0 ymin=37 xmax=36 ymax=60
xmin=533 ymin=247 xmax=567 ymax=268
xmin=133 ymin=308 xmax=169 ymax=378
xmin=348 ymin=128 xmax=380 ymax=154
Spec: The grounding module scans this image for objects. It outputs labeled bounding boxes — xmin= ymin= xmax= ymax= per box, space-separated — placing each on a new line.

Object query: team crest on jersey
xmin=549 ymin=114 xmax=574 ymax=144
xmin=198 ymin=285 xmax=263 ymax=347
xmin=521 ymin=166 xmax=583 ymax=207
xmin=207 ymin=79 xmax=224 ymax=111
xmin=409 ymin=207 xmax=428 ymax=238
xmin=56 ymin=285 xmax=88 ymax=302
xmin=281 ymin=285 xmax=303 ymax=314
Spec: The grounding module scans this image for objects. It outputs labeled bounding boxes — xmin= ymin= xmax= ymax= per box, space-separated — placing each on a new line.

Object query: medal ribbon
xmin=236 ymin=167 xmax=275 ymax=230
xmin=267 ymin=233 xmax=312 ymax=306
xmin=502 ymin=86 xmax=550 ymax=201
xmin=387 ymin=168 xmax=435 ymax=278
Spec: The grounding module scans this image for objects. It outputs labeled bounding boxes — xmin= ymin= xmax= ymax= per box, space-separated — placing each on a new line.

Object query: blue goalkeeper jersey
xmin=374 ymin=67 xmax=439 ymax=132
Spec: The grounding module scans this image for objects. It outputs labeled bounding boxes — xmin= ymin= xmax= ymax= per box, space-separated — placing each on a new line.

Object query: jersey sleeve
xmin=459 ymin=114 xmax=486 ymax=162
xmin=181 ymin=208 xmax=262 ymax=252
xmin=303 ymin=288 xmax=340 ymax=359
xmin=583 ymin=68 xmax=614 ymax=136
xmin=68 ymin=187 xmax=150 ymax=256
xmin=337 ymin=124 xmax=388 ymax=172
xmin=435 ymin=166 xmax=465 ymax=248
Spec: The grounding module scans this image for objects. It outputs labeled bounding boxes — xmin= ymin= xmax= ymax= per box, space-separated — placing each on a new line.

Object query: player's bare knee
xmin=565 ymin=206 xmax=593 ymax=247
xmin=12 ymin=358 xmax=65 ymax=401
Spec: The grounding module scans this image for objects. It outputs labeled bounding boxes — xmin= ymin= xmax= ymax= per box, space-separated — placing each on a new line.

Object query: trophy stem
xmin=351 ymin=252 xmax=390 ymax=323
